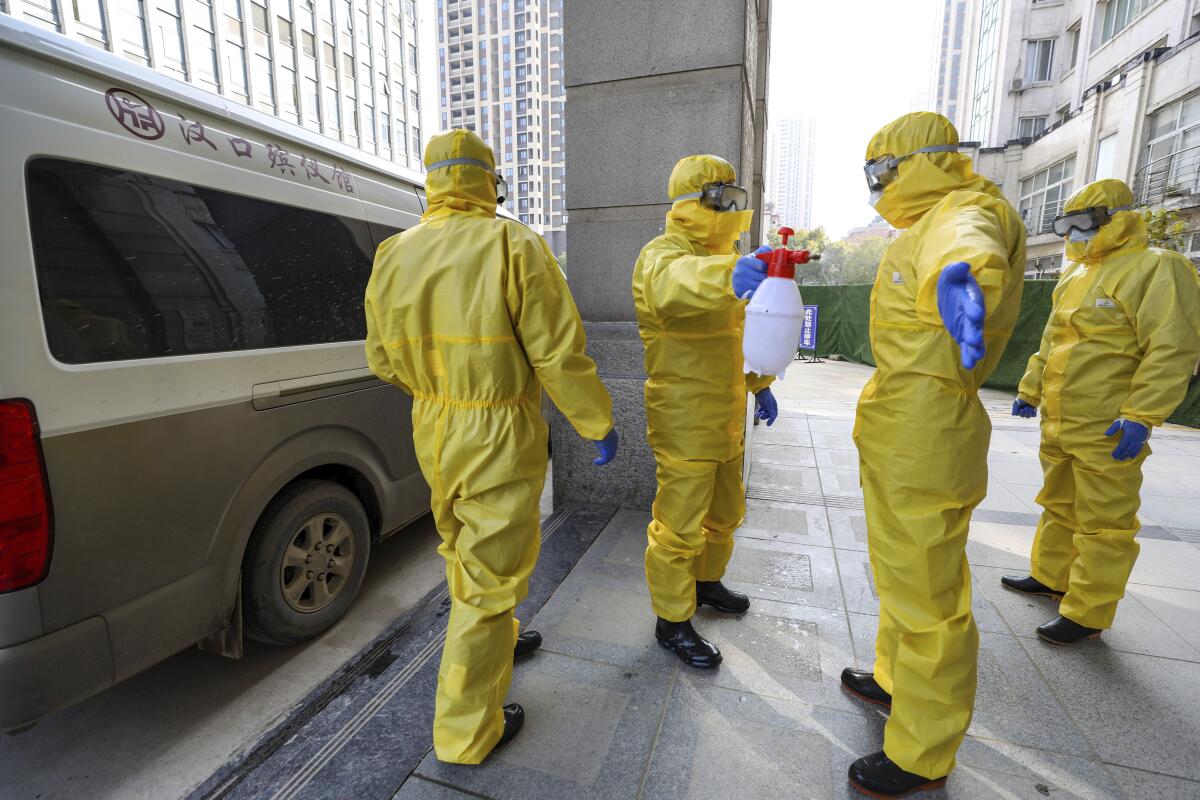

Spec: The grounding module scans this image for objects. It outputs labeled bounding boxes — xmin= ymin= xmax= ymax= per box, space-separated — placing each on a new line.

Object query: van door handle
xmin=252 ymin=368 xmax=383 ymax=410
xmin=278 ymin=368 xmax=378 ymax=396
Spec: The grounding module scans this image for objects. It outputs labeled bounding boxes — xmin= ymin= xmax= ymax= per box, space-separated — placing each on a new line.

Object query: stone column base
xmin=551 ymin=322 xmax=657 ymax=510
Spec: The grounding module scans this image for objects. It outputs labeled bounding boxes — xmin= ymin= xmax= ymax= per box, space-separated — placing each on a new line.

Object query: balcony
xmin=1133 ymin=143 xmax=1200 ymax=208
xmin=1020 ymin=200 xmax=1064 ymax=236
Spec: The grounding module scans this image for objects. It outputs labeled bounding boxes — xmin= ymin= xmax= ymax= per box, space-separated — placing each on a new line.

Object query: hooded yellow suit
xmin=632 ymin=155 xmax=772 ymax=623
xmin=365 ymin=130 xmax=612 ymax=763
xmin=854 ymin=113 xmax=1025 ymax=778
xmin=1018 ymin=179 xmax=1200 ymax=630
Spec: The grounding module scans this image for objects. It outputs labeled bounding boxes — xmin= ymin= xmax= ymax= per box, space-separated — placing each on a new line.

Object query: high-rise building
xmin=941 ymin=0 xmax=1200 ymax=274
xmin=436 ymin=0 xmax=565 ymax=255
xmin=929 ymin=0 xmax=971 ymax=128
xmin=2 ymin=0 xmax=427 ymax=171
xmin=766 ymin=118 xmax=815 ymax=232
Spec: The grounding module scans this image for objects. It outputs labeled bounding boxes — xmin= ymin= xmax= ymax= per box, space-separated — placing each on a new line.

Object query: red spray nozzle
xmin=755 ymin=227 xmax=821 ymax=279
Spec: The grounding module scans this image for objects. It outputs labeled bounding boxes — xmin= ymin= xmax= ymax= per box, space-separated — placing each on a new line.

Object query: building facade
xmin=766 ymin=117 xmax=815 ymax=233
xmin=845 ymin=216 xmax=900 ymax=245
xmin=2 ymin=0 xmax=426 ymax=170
xmin=930 ymin=0 xmax=973 ymax=128
xmin=435 ymin=0 xmax=564 ymax=255
xmin=934 ymin=0 xmax=1200 ymax=276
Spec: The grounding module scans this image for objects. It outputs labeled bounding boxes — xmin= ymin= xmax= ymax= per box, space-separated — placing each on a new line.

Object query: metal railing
xmin=1133 ymin=142 xmax=1200 ymax=207
xmin=1019 ymin=200 xmax=1064 ymax=236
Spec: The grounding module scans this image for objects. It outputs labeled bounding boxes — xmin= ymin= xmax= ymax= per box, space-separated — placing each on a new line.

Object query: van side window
xmin=26 ymin=157 xmax=389 ymax=363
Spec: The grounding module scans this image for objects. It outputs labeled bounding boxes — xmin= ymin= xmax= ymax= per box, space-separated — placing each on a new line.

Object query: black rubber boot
xmin=1037 ymin=615 xmax=1102 ymax=645
xmin=1001 ymin=574 xmax=1065 ymax=599
xmin=514 ymin=630 xmax=542 ymax=659
xmin=655 ymin=617 xmax=722 ymax=669
xmin=840 ymin=668 xmax=892 ymax=709
xmin=496 ymin=703 xmax=524 ymax=748
xmin=696 ymin=580 xmax=751 ymax=614
xmin=848 ymin=751 xmax=947 ymax=798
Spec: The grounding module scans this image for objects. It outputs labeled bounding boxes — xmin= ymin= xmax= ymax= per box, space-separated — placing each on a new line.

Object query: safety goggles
xmin=427 ymin=157 xmax=508 ymax=204
xmin=672 ymin=181 xmax=750 ymax=212
xmin=1050 ymin=204 xmax=1133 ymax=237
xmin=863 ymin=144 xmax=959 ymax=192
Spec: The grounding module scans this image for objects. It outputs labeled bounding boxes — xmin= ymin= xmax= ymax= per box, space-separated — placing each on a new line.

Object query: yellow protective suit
xmin=853 ymin=112 xmax=1026 ymax=779
xmin=632 ymin=154 xmax=772 ymax=623
xmin=364 ymin=129 xmax=613 ymax=764
xmin=1018 ymin=179 xmax=1200 ymax=630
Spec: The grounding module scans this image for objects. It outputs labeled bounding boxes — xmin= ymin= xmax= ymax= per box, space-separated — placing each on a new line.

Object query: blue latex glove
xmin=937 ymin=261 xmax=986 ymax=370
xmin=592 ymin=428 xmax=619 ymax=466
xmin=732 ymin=245 xmax=773 ymax=299
xmin=1012 ymin=398 xmax=1037 ymax=418
xmin=754 ymin=388 xmax=778 ymax=426
xmin=1104 ymin=419 xmax=1148 ymax=461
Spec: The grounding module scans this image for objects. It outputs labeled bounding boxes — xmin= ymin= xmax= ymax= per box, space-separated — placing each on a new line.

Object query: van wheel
xmin=242 ymin=480 xmax=370 ymax=646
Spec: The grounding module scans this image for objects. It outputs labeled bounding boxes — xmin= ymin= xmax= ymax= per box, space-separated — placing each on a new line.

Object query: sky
xmin=767 ymin=0 xmax=940 ymax=239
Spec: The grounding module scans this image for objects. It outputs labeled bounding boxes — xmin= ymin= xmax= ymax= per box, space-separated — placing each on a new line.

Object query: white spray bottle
xmin=742 ymin=227 xmax=819 ymax=378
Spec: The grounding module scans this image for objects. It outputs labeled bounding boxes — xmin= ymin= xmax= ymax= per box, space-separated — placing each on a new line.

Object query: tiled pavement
xmin=399 ymin=361 xmax=1200 ymax=800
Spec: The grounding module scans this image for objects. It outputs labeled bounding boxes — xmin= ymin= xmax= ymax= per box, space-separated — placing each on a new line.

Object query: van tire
xmin=242 ymin=480 xmax=371 ymax=646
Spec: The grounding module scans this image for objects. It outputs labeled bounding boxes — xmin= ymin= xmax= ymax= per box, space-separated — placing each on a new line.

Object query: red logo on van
xmin=105 ymin=88 xmax=165 ymax=141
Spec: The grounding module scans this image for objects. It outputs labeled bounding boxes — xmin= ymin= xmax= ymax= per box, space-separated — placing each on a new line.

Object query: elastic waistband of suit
xmin=412 ymin=390 xmax=538 ymax=409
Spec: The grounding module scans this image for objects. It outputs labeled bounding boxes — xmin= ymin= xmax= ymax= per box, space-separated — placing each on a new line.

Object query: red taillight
xmin=0 ymin=400 xmax=53 ymax=593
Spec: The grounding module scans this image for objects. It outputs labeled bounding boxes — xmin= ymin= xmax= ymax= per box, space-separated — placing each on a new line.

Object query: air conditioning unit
xmin=1010 ymin=77 xmax=1025 ymax=93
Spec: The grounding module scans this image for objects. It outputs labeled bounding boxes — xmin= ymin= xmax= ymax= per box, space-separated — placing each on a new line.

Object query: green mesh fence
xmin=798 ymin=280 xmax=1200 ymax=428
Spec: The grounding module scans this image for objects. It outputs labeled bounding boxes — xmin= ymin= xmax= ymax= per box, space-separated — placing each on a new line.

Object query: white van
xmin=0 ymin=14 xmax=448 ymax=731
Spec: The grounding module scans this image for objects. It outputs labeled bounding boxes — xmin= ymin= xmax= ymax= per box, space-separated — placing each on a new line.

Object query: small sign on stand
xmin=798 ymin=305 xmax=823 ymax=363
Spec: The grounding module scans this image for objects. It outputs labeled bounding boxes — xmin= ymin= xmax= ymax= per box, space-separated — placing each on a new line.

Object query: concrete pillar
xmin=1076 ymin=88 xmax=1102 ymax=183
xmin=1115 ymin=59 xmax=1153 ymax=186
xmin=552 ymin=0 xmax=771 ymax=510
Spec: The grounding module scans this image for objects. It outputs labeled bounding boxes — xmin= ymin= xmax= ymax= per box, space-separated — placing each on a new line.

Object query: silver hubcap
xmin=280 ymin=513 xmax=354 ymax=613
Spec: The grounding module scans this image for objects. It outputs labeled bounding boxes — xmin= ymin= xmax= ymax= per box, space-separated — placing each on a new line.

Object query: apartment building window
xmin=1019 ymin=156 xmax=1076 ymax=235
xmin=251 ymin=2 xmax=268 ymax=32
xmin=1018 ymin=116 xmax=1046 ymax=138
xmin=1099 ymin=0 xmax=1148 ymax=46
xmin=969 ymin=0 xmax=1000 ymax=142
xmin=303 ymin=76 xmax=319 ymax=124
xmin=1067 ymin=22 xmax=1081 ymax=68
xmin=408 ymin=43 xmax=418 ymax=70
xmin=253 ymin=55 xmax=276 ymax=109
xmin=277 ymin=16 xmax=294 ymax=46
xmin=1094 ymin=133 xmax=1118 ymax=180
xmin=1025 ymin=38 xmax=1055 ymax=83
xmin=412 ymin=125 xmax=421 ymax=157
xmin=1145 ymin=94 xmax=1200 ymax=197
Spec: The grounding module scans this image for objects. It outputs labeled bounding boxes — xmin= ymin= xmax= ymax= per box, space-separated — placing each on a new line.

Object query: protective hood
xmin=665 ymin=154 xmax=751 ymax=252
xmin=866 ymin=112 xmax=997 ymax=229
xmin=423 ymin=129 xmax=498 ymax=219
xmin=1062 ymin=179 xmax=1147 ymax=264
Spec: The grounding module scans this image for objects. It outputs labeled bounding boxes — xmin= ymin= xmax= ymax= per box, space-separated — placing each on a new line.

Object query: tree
xmin=804 ymin=239 xmax=849 ymax=285
xmin=840 ymin=237 xmax=889 ymax=284
xmin=556 ymin=251 xmax=567 ymax=272
xmin=794 ymin=236 xmax=889 ymax=285
xmin=767 ymin=225 xmax=830 ymax=253
xmin=1139 ymin=207 xmax=1188 ymax=252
